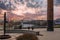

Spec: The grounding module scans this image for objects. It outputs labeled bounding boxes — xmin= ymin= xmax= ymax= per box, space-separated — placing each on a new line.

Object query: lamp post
xmin=0 ymin=12 xmax=11 ymax=39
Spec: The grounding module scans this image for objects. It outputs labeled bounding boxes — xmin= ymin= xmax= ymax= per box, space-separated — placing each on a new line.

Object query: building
xmin=55 ymin=18 xmax=60 ymax=25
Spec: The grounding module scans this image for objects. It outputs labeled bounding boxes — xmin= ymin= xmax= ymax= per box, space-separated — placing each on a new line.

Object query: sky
xmin=0 ymin=0 xmax=60 ymax=21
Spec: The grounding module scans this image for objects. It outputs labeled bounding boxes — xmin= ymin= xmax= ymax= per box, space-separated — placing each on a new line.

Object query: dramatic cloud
xmin=54 ymin=0 xmax=60 ymax=6
xmin=0 ymin=0 xmax=60 ymax=20
xmin=0 ymin=1 xmax=7 ymax=10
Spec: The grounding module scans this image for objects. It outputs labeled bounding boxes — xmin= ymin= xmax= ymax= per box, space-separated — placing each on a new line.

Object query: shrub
xmin=16 ymin=33 xmax=38 ymax=40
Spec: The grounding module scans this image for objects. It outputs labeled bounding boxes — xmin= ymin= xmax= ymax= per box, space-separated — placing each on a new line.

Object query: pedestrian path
xmin=0 ymin=28 xmax=60 ymax=40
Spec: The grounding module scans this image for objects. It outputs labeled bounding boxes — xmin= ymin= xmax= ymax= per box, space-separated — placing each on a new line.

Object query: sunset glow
xmin=0 ymin=0 xmax=60 ymax=21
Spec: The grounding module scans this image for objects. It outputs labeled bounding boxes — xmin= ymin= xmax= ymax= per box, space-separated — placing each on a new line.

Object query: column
xmin=47 ymin=0 xmax=54 ymax=31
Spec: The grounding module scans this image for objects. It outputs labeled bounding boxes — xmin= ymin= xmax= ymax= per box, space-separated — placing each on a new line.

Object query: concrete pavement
xmin=0 ymin=28 xmax=60 ymax=40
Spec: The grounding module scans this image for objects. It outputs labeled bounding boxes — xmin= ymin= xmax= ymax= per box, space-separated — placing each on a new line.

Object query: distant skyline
xmin=0 ymin=0 xmax=60 ymax=21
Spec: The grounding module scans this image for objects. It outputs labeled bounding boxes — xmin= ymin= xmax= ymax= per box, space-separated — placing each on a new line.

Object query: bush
xmin=16 ymin=33 xmax=38 ymax=40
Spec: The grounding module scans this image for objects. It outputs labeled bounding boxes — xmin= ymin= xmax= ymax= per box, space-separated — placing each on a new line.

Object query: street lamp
xmin=0 ymin=12 xmax=11 ymax=39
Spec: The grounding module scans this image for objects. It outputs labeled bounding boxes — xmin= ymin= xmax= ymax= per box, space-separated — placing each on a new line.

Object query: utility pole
xmin=47 ymin=0 xmax=54 ymax=31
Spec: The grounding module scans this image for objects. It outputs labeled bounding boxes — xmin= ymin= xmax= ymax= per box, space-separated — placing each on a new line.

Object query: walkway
xmin=0 ymin=28 xmax=60 ymax=40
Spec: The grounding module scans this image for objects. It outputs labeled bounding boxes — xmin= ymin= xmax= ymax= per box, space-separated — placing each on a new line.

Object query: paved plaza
xmin=0 ymin=28 xmax=60 ymax=40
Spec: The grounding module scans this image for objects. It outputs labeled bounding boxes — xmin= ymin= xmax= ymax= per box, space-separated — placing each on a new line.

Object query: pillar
xmin=47 ymin=0 xmax=54 ymax=31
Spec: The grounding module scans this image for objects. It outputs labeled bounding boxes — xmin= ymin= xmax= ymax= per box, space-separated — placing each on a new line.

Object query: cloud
xmin=0 ymin=1 xmax=7 ymax=10
xmin=54 ymin=6 xmax=60 ymax=20
xmin=1 ymin=0 xmax=60 ymax=20
xmin=26 ymin=2 xmax=40 ymax=8
xmin=26 ymin=0 xmax=45 ymax=8
xmin=0 ymin=0 xmax=47 ymax=20
xmin=0 ymin=0 xmax=16 ymax=10
xmin=54 ymin=0 xmax=60 ymax=6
